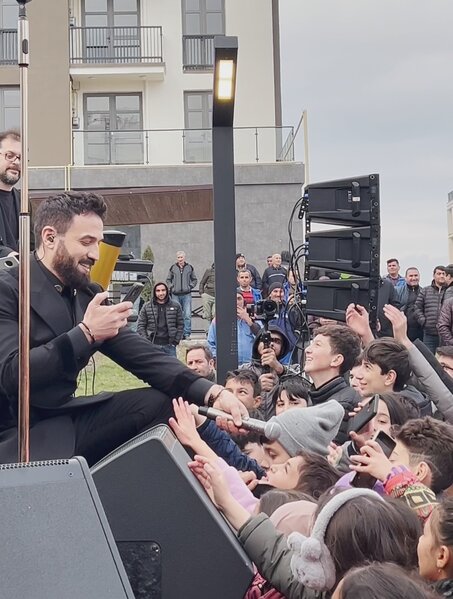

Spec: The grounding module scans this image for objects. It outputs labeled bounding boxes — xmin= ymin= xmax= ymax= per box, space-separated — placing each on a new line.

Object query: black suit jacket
xmin=0 ymin=255 xmax=212 ymax=463
xmin=0 ymin=189 xmax=35 ymax=257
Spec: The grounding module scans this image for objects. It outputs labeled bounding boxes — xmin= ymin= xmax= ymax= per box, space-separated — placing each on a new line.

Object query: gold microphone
xmin=90 ymin=230 xmax=126 ymax=290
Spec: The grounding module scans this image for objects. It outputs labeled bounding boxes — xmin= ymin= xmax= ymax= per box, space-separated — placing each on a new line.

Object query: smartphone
xmin=347 ymin=394 xmax=379 ymax=434
xmin=122 ymin=282 xmax=144 ymax=304
xmin=351 ymin=430 xmax=396 ymax=489
xmin=0 ymin=254 xmax=19 ymax=271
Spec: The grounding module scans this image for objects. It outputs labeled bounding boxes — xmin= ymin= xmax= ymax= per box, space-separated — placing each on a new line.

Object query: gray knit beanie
xmin=269 ymin=400 xmax=344 ymax=457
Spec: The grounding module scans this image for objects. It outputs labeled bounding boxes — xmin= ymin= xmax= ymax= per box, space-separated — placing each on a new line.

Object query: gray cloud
xmin=279 ymin=0 xmax=453 ymax=283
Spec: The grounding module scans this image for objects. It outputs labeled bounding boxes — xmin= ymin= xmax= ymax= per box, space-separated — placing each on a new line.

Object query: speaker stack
xmin=302 ymin=174 xmax=381 ymax=330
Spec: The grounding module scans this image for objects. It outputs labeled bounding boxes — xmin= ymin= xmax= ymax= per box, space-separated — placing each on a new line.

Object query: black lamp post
xmin=212 ymin=35 xmax=238 ymax=383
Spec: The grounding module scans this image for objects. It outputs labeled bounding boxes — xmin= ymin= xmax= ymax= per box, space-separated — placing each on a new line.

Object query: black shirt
xmin=0 ymin=189 xmax=19 ymax=253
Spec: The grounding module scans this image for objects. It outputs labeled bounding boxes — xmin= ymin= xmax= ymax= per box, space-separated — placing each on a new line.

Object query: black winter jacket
xmin=137 ymin=291 xmax=183 ymax=345
xmin=414 ymin=281 xmax=450 ymax=335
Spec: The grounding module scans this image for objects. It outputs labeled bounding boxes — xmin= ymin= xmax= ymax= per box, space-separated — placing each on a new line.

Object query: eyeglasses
xmin=0 ymin=151 xmax=21 ymax=164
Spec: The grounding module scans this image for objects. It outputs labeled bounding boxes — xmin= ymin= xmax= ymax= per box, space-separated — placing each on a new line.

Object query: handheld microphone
xmin=197 ymin=406 xmax=282 ymax=441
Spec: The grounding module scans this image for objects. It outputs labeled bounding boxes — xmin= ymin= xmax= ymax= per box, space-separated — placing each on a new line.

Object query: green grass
xmin=76 ymin=353 xmax=147 ymax=395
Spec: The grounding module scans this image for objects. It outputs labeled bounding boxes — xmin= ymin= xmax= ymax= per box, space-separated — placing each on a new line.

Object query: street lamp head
xmin=213 ymin=36 xmax=238 ymax=127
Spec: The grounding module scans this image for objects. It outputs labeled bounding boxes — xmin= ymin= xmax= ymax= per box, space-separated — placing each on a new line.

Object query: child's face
xmin=276 ymin=390 xmax=307 ymax=415
xmin=354 ymin=361 xmax=394 ymax=397
xmin=417 ymin=512 xmax=442 ymax=581
xmin=243 ymin=441 xmax=265 ymax=464
xmin=225 ymin=378 xmax=258 ymax=411
xmin=265 ymin=456 xmax=304 ymax=490
xmin=261 ymin=441 xmax=291 ymax=469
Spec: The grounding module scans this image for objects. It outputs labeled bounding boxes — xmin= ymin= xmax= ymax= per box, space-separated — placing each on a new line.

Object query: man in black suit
xmin=0 ymin=129 xmax=21 ymax=258
xmin=0 ymin=191 xmax=246 ymax=465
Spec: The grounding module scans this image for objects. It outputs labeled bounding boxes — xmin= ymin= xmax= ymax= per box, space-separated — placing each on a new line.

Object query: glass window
xmin=184 ymin=91 xmax=212 ymax=163
xmin=113 ymin=0 xmax=138 ymax=11
xmin=0 ymin=86 xmax=19 ymax=130
xmin=85 ymin=0 xmax=108 ymax=12
xmin=182 ymin=0 xmax=224 ymax=35
xmin=83 ymin=93 xmax=143 ymax=165
xmin=0 ymin=0 xmax=18 ymax=28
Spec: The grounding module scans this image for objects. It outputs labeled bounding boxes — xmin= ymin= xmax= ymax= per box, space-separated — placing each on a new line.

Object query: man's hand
xmin=259 ymin=372 xmax=278 ymax=392
xmin=345 ymin=303 xmax=374 ymax=344
xmin=383 ymin=304 xmax=411 ymax=347
xmin=237 ymin=305 xmax=253 ymax=326
xmin=350 ymin=439 xmax=393 ymax=482
xmin=82 ymin=291 xmax=133 ymax=342
xmin=214 ymin=388 xmax=249 ymax=430
xmin=260 ymin=347 xmax=283 ymax=374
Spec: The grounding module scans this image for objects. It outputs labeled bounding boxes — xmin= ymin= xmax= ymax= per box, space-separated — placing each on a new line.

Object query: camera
xmin=246 ymin=299 xmax=278 ymax=321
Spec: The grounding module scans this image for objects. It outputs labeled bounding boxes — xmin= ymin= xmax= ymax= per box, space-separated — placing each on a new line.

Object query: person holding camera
xmin=240 ymin=323 xmax=299 ymax=419
xmin=207 ymin=292 xmax=262 ymax=366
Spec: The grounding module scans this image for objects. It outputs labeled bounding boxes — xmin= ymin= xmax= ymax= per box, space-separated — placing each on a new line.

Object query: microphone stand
xmin=17 ymin=0 xmax=31 ymax=462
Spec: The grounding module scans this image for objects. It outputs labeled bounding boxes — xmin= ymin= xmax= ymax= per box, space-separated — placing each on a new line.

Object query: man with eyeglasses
xmin=0 ymin=129 xmax=22 ymax=258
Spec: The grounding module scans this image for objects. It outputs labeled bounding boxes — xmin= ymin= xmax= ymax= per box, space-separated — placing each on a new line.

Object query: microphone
xmin=197 ymin=406 xmax=282 ymax=441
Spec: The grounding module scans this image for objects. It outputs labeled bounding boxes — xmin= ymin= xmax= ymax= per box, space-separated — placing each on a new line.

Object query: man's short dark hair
xmin=361 ymin=338 xmax=411 ymax=392
xmin=186 ymin=344 xmax=213 ymax=362
xmin=33 ymin=191 xmax=107 ymax=248
xmin=405 ymin=267 xmax=419 ymax=275
xmin=225 ymin=368 xmax=261 ymax=397
xmin=395 ymin=417 xmax=453 ymax=494
xmin=436 ymin=346 xmax=453 ymax=358
xmin=0 ymin=128 xmax=20 ymax=146
xmin=386 ymin=258 xmax=399 ymax=265
xmin=445 ymin=266 xmax=453 ymax=278
xmin=433 ymin=265 xmax=446 ymax=275
xmin=314 ymin=324 xmax=361 ymax=375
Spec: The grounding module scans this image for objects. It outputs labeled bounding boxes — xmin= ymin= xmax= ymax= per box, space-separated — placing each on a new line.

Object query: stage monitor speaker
xmin=303 ymin=173 xmax=380 ymax=226
xmin=304 ymin=278 xmax=379 ymax=321
xmin=0 ymin=457 xmax=134 ymax=599
xmin=91 ymin=424 xmax=255 ymax=599
xmin=306 ymin=226 xmax=379 ymax=277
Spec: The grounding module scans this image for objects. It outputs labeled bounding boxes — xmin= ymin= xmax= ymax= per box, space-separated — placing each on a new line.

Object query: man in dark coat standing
xmin=0 ymin=128 xmax=21 ymax=258
xmin=0 ymin=191 xmax=246 ymax=465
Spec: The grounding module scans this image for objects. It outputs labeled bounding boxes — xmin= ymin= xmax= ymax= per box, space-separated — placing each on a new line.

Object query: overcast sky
xmin=279 ymin=0 xmax=453 ymax=284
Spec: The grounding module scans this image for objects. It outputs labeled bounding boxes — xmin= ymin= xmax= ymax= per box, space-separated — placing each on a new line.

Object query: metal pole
xmin=17 ymin=0 xmax=31 ymax=463
xmin=302 ymin=109 xmax=310 ymax=185
xmin=212 ymin=125 xmax=238 ymax=382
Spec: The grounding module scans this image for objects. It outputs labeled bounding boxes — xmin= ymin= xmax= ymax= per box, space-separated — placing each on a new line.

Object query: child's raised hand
xmin=188 ymin=455 xmax=232 ymax=510
xmin=169 ymin=398 xmax=200 ymax=447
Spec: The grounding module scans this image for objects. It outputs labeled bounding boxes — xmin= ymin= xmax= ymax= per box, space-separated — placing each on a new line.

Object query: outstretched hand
xmin=169 ymin=398 xmax=200 ymax=448
xmin=383 ymin=304 xmax=411 ymax=347
xmin=345 ymin=303 xmax=374 ymax=344
xmin=188 ymin=455 xmax=231 ymax=509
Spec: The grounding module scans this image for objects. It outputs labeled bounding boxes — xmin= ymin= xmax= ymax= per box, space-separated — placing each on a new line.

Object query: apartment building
xmin=0 ymin=0 xmax=303 ymax=277
xmin=448 ymin=191 xmax=453 ymax=262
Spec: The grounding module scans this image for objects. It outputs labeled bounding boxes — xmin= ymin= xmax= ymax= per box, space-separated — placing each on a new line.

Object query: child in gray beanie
xmin=266 ymin=400 xmax=345 ymax=459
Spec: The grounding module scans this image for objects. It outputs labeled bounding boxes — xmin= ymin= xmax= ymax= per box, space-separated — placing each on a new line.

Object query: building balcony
xmin=0 ymin=29 xmax=17 ymax=65
xmin=182 ymin=35 xmax=215 ymax=71
xmin=69 ymin=26 xmax=165 ymax=81
xmin=71 ymin=126 xmax=295 ymax=166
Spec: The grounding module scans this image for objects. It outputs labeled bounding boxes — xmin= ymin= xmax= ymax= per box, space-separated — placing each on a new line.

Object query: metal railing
xmin=70 ymin=26 xmax=163 ymax=65
xmin=72 ymin=126 xmax=295 ymax=165
xmin=0 ymin=29 xmax=17 ymax=65
xmin=182 ymin=34 xmax=215 ymax=70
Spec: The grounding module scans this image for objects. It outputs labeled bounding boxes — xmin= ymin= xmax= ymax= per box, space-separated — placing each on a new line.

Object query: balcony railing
xmin=0 ymin=29 xmax=17 ymax=65
xmin=182 ymin=35 xmax=215 ymax=71
xmin=70 ymin=26 xmax=163 ymax=65
xmin=72 ymin=126 xmax=295 ymax=166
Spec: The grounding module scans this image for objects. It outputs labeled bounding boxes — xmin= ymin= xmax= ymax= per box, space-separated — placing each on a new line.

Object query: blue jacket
xmin=207 ymin=318 xmax=261 ymax=365
xmin=237 ymin=286 xmax=262 ymax=304
xmin=198 ymin=419 xmax=266 ymax=479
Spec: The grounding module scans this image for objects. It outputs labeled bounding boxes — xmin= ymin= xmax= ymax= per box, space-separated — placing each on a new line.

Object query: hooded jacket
xmin=240 ymin=324 xmax=299 ymax=418
xmin=137 ymin=282 xmax=183 ymax=345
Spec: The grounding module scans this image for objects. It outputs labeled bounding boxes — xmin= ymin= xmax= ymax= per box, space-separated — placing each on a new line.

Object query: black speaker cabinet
xmin=91 ymin=425 xmax=255 ymax=599
xmin=0 ymin=457 xmax=134 ymax=599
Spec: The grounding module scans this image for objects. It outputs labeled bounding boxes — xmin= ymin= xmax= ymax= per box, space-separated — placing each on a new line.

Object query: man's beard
xmin=0 ymin=167 xmax=20 ymax=187
xmin=52 ymin=242 xmax=94 ymax=289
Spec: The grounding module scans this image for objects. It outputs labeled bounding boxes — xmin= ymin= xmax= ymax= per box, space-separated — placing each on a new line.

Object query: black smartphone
xmin=347 ymin=394 xmax=379 ymax=434
xmin=351 ymin=430 xmax=396 ymax=489
xmin=122 ymin=282 xmax=144 ymax=304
